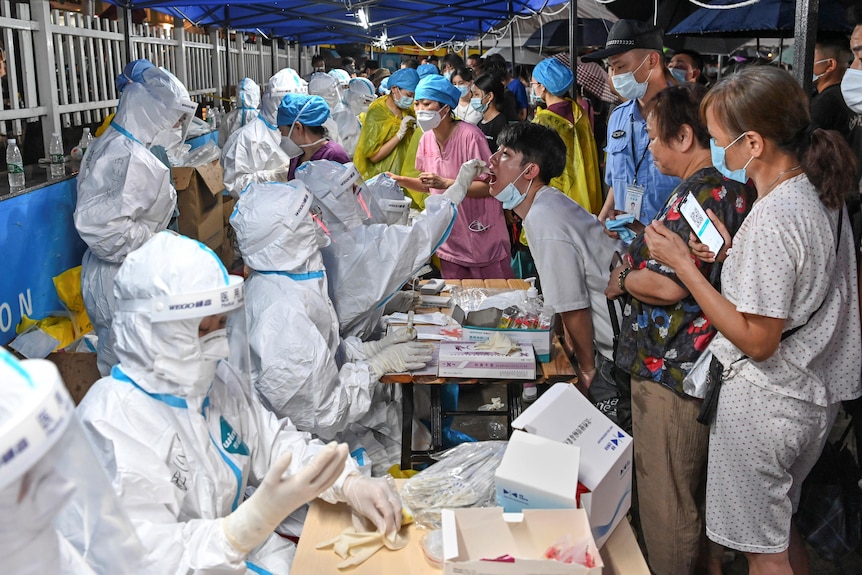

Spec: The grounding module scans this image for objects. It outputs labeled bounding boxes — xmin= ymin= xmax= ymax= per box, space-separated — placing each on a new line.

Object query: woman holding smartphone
xmin=646 ymin=66 xmax=861 ymax=575
xmin=605 ymin=83 xmax=755 ymax=575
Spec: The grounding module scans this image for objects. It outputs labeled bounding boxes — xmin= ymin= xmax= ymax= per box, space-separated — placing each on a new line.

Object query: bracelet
xmin=618 ymin=266 xmax=632 ymax=293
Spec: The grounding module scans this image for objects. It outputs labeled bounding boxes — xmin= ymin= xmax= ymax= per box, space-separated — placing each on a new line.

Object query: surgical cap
xmin=388 ymin=68 xmax=420 ymax=92
xmin=378 ymin=77 xmax=390 ymax=95
xmin=533 ymin=57 xmax=574 ymax=96
xmin=115 ymin=59 xmax=155 ymax=93
xmin=417 ymin=63 xmax=439 ymax=78
xmin=415 ymin=74 xmax=461 ymax=110
xmin=276 ymin=94 xmax=331 ymax=127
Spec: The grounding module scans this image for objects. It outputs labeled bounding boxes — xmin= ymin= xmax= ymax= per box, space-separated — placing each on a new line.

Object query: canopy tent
xmin=522 ymin=17 xmax=614 ymax=50
xmin=113 ymin=0 xmax=574 ymax=45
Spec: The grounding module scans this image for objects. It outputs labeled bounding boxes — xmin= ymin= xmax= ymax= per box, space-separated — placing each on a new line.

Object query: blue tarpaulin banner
xmin=0 ymin=178 xmax=87 ymax=345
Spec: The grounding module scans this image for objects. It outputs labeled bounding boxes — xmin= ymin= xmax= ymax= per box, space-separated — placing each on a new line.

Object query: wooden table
xmin=381 ymin=279 xmax=578 ymax=470
xmin=293 ymin=485 xmax=650 ymax=575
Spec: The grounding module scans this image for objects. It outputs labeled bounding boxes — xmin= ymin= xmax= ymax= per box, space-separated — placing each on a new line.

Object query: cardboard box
xmin=496 ymin=430 xmax=581 ymax=512
xmin=173 ymin=160 xmax=225 ymax=250
xmin=512 ymin=383 xmax=633 ymax=548
xmin=452 ymin=306 xmax=554 ymax=362
xmin=442 ymin=507 xmax=603 ymax=575
xmin=437 ymin=341 xmax=536 ymax=379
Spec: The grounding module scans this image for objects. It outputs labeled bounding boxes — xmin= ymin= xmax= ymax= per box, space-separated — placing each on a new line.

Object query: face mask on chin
xmin=493 ymin=164 xmax=533 ymax=210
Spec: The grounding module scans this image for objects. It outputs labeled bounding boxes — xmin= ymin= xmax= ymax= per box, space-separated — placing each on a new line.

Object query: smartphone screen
xmin=679 ymin=192 xmax=725 ymax=255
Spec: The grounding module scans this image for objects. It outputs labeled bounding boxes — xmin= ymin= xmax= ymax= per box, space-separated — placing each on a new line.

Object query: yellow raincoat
xmin=399 ymin=126 xmax=427 ymax=209
xmin=354 ymin=96 xmax=415 ymax=180
xmin=533 ymin=98 xmax=602 ymax=215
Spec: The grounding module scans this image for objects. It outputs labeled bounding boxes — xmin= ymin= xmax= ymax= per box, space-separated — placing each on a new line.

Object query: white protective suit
xmin=0 ymin=349 xmax=148 ymax=575
xmin=231 ymin=181 xmax=387 ymax=444
xmin=75 ymin=232 xmax=360 ymax=575
xmin=75 ymin=67 xmax=196 ymax=376
xmin=222 ymin=68 xmax=307 ymax=198
xmin=296 ymin=160 xmax=459 ymax=340
xmin=307 ymin=72 xmax=358 ymax=156
xmin=347 ymin=77 xmax=376 ymax=117
xmin=219 ymin=78 xmax=261 ymax=148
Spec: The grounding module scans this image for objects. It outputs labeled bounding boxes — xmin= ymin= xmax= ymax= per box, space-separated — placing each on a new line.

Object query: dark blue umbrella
xmin=668 ymin=0 xmax=851 ymax=38
xmin=523 ymin=18 xmax=615 ymax=49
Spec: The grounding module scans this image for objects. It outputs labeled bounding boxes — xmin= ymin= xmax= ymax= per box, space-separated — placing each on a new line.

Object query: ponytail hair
xmin=798 ymin=127 xmax=855 ymax=210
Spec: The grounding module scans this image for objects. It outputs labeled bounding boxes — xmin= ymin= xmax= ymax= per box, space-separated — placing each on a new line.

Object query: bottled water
xmin=49 ymin=132 xmax=64 ymax=178
xmin=78 ymin=127 xmax=93 ymax=158
xmin=6 ymin=138 xmax=24 ymax=190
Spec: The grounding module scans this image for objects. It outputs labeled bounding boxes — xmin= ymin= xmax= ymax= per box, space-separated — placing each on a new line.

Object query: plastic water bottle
xmin=49 ymin=132 xmax=64 ymax=178
xmin=6 ymin=138 xmax=24 ymax=190
xmin=78 ymin=127 xmax=93 ymax=158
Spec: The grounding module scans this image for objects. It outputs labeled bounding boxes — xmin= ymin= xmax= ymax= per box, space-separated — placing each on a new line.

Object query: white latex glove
xmin=367 ymin=341 xmax=433 ymax=378
xmin=223 ymin=442 xmax=348 ymax=554
xmin=342 ymin=474 xmax=403 ymax=539
xmin=362 ymin=327 xmax=415 ymax=358
xmin=260 ymin=164 xmax=291 ymax=182
xmin=396 ymin=115 xmax=415 ymax=140
xmin=443 ymin=159 xmax=487 ymax=205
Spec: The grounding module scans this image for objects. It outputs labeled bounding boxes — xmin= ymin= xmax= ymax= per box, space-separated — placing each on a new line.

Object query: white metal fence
xmin=1 ymin=0 xmax=313 ymax=155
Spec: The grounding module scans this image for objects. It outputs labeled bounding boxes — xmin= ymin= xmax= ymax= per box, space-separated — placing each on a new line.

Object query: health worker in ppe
xmin=346 ymin=77 xmax=376 ymax=118
xmin=278 ymin=93 xmax=350 ymax=180
xmin=531 ymin=57 xmax=603 ymax=216
xmin=75 ymin=231 xmax=404 ymax=574
xmin=295 ymin=158 xmax=484 ymax=340
xmin=221 ymin=68 xmax=307 ymax=198
xmin=231 ymin=181 xmax=433 ymax=471
xmin=321 ymin=68 xmax=363 ymax=156
xmin=306 ymin=72 xmax=344 ymax=151
xmin=95 ymin=58 xmax=156 ymax=137
xmin=353 ymin=67 xmax=419 ymax=180
xmin=219 ymin=78 xmax=261 ymax=148
xmin=0 ymin=348 xmax=149 ymax=575
xmin=75 ymin=65 xmax=197 ymax=376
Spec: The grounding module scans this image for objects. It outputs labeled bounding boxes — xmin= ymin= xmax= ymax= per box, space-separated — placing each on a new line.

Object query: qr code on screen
xmin=687 ymin=203 xmax=704 ymax=229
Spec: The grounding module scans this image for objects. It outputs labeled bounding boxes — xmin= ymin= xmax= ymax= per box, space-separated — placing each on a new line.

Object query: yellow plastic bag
xmin=16 ymin=314 xmax=76 ymax=351
xmin=53 ymin=266 xmax=93 ymax=337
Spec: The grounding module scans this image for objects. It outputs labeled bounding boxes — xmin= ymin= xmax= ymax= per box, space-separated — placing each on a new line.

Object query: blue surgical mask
xmin=669 ymin=67 xmax=688 ymax=84
xmin=393 ymin=88 xmax=414 ymax=109
xmin=456 ymin=84 xmax=470 ymax=99
xmin=709 ymin=132 xmax=753 ymax=184
xmin=470 ymin=96 xmax=489 ymax=114
xmin=611 ymin=55 xmax=652 ymax=101
xmin=443 ymin=70 xmax=453 ymax=81
xmin=493 ymin=164 xmax=533 ymax=210
xmin=530 ymin=85 xmax=543 ymax=105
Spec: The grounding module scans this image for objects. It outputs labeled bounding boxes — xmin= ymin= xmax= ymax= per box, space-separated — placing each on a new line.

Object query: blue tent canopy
xmin=116 ymin=0 xmax=560 ymax=44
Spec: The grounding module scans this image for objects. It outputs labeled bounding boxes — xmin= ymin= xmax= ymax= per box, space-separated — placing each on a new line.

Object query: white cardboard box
xmin=442 ymin=507 xmax=603 ymax=575
xmin=437 ymin=341 xmax=536 ymax=379
xmin=512 ymin=383 xmax=633 ymax=548
xmin=495 ymin=430 xmax=581 ymax=512
xmin=451 ymin=305 xmax=554 ymax=362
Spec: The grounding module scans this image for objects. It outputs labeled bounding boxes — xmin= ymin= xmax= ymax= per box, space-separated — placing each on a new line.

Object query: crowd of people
xmin=4 ymin=12 xmax=862 ymax=575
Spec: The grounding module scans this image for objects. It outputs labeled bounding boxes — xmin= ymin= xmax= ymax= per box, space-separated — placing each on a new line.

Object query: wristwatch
xmin=618 ymin=267 xmax=632 ymax=294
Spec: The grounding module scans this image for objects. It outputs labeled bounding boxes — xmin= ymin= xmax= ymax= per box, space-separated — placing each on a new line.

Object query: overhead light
xmin=357 ymin=8 xmax=369 ymax=29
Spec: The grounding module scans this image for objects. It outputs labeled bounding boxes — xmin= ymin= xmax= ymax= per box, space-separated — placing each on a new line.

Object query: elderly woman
xmin=278 ymin=93 xmax=350 ymax=180
xmin=605 ymin=83 xmax=755 ymax=575
xmin=646 ymin=66 xmax=861 ymax=575
xmin=389 ymin=74 xmax=511 ymax=279
xmin=354 ymin=68 xmax=419 ymax=180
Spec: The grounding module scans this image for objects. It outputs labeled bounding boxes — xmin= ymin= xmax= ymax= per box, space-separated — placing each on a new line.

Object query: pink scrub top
xmin=416 ymin=121 xmax=510 ymax=267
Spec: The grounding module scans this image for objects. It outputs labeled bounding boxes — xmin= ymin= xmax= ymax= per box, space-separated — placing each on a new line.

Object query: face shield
xmin=0 ymin=355 xmax=147 ymax=574
xmin=366 ymin=172 xmax=411 ymax=225
xmin=308 ymin=73 xmax=341 ymax=110
xmin=295 ymin=160 xmax=375 ymax=229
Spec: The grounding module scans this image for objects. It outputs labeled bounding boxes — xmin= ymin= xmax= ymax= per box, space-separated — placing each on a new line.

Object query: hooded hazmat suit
xmin=309 ymin=71 xmax=361 ymax=156
xmin=75 ymin=232 xmax=369 ymax=575
xmin=219 ymin=78 xmax=261 ymax=148
xmin=295 ymin=160 xmax=458 ymax=340
xmin=221 ymin=68 xmax=307 ymax=198
xmin=75 ymin=66 xmax=196 ymax=376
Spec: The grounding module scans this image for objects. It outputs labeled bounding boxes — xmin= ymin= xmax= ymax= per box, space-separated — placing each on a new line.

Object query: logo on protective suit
xmin=220 ymin=417 xmax=249 ymax=456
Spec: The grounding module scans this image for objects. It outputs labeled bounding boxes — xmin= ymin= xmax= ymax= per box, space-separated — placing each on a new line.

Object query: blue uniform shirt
xmin=604 ymin=99 xmax=680 ymax=223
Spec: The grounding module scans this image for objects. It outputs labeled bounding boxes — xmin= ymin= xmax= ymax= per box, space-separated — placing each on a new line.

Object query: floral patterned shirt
xmin=615 ymin=167 xmax=756 ymax=394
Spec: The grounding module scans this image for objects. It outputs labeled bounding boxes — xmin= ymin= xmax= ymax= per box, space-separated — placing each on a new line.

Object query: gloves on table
xmin=382 ymin=291 xmax=422 ymax=315
xmin=396 ymin=115 xmax=415 ymax=140
xmin=259 ymin=164 xmax=291 ymax=183
xmin=223 ymin=442 xmax=348 ymax=554
xmin=443 ymin=159 xmax=487 ymax=205
xmin=362 ymin=327 xmax=415 ymax=358
xmin=367 ymin=341 xmax=433 ymax=378
xmin=342 ymin=474 xmax=403 ymax=539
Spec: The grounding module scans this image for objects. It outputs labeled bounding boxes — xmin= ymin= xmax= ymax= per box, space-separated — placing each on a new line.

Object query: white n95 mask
xmin=416 ymin=108 xmax=445 ymax=132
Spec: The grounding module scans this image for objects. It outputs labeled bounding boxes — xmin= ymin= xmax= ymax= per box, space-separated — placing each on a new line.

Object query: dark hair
xmin=650 ymin=83 xmax=710 ymax=149
xmin=401 ymin=57 xmax=419 ymax=69
xmin=848 ymin=4 xmax=862 ymax=27
xmin=452 ymin=66 xmax=473 ymax=83
xmin=442 ymin=53 xmax=465 ymax=70
xmin=815 ymin=33 xmax=851 ymax=65
xmin=311 ymin=54 xmax=325 ymax=66
xmin=341 ymin=56 xmax=355 ymax=66
xmin=673 ymin=49 xmax=704 ymax=72
xmin=305 ymin=123 xmax=327 ymax=138
xmin=482 ymin=58 xmax=507 ymax=81
xmin=473 ymin=73 xmax=504 ymax=112
xmin=428 ymin=55 xmax=439 ymax=64
xmin=702 ymin=65 xmax=854 ymax=209
xmin=364 ymin=59 xmax=379 ymax=71
xmin=497 ymin=122 xmax=566 ymax=183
